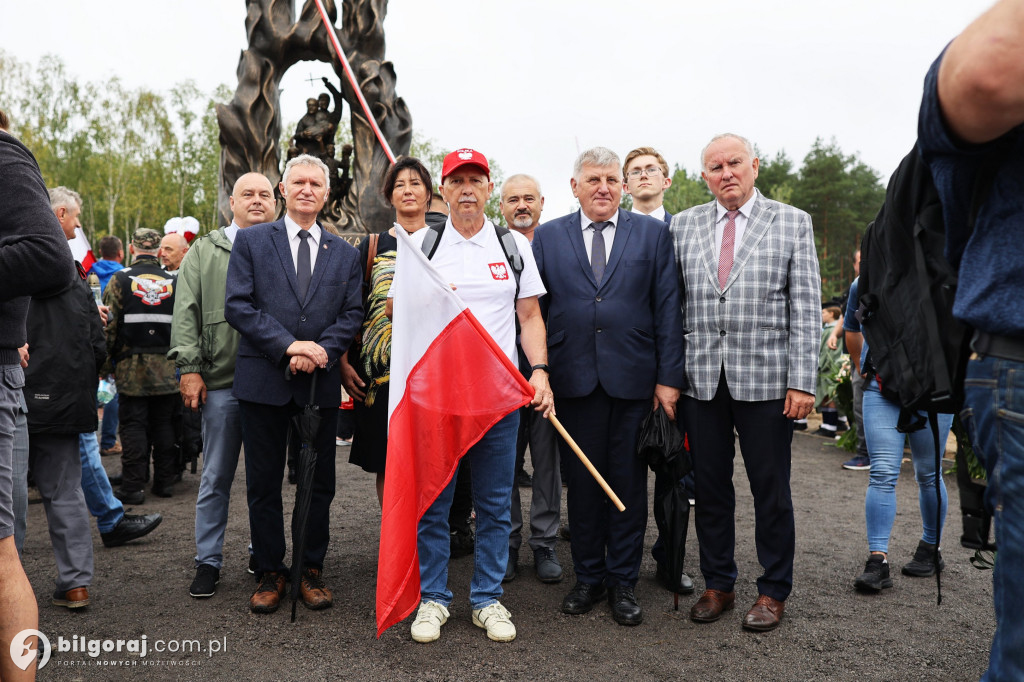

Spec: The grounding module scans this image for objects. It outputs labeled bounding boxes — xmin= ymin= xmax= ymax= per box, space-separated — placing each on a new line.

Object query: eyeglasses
xmin=626 ymin=166 xmax=663 ymax=178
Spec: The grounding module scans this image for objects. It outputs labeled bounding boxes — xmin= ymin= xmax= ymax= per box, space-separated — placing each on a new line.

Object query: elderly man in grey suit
xmin=672 ymin=133 xmax=820 ymax=631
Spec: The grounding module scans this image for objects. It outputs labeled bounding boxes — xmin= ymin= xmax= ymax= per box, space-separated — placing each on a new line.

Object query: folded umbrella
xmin=288 ymin=370 xmax=321 ymax=622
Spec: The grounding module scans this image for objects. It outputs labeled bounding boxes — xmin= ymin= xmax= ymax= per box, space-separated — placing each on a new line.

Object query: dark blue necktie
xmin=591 ymin=221 xmax=610 ymax=284
xmin=297 ymin=230 xmax=312 ymax=301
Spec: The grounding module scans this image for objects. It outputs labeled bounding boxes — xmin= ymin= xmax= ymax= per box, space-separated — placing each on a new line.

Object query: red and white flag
xmin=375 ymin=226 xmax=534 ymax=637
xmin=68 ymin=227 xmax=95 ymax=271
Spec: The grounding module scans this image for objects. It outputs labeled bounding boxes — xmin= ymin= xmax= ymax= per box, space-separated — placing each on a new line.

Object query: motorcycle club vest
xmin=114 ymin=256 xmax=176 ymax=358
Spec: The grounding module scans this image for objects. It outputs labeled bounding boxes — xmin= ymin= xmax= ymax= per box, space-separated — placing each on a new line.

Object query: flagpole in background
xmin=312 ymin=0 xmax=397 ymax=165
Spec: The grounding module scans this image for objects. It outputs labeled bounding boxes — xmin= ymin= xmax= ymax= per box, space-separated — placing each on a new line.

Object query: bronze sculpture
xmin=216 ymin=0 xmax=412 ymax=236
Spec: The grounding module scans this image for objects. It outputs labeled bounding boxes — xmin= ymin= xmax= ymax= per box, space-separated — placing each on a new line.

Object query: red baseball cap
xmin=441 ymin=148 xmax=490 ymax=181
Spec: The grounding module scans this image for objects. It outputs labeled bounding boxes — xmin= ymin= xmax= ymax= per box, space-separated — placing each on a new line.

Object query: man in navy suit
xmin=622 ymin=146 xmax=695 ymax=596
xmin=225 ymin=154 xmax=363 ymax=615
xmin=533 ymin=147 xmax=684 ymax=626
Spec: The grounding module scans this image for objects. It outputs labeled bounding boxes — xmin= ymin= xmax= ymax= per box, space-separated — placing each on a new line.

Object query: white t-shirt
xmin=391 ymin=219 xmax=545 ymax=363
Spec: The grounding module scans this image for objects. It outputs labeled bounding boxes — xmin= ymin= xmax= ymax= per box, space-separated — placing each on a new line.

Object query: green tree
xmin=790 ymin=138 xmax=885 ymax=299
xmin=756 ymin=149 xmax=797 ymax=205
xmin=663 ymin=165 xmax=711 ymax=213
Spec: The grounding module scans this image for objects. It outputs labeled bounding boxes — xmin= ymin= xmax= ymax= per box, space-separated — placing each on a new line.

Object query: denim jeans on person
xmin=78 ymin=431 xmax=124 ymax=533
xmin=418 ymin=411 xmax=518 ymax=609
xmin=100 ymin=391 xmax=119 ymax=450
xmin=862 ymin=380 xmax=952 ymax=554
xmin=195 ymin=389 xmax=243 ymax=570
xmin=962 ymin=355 xmax=1024 ymax=682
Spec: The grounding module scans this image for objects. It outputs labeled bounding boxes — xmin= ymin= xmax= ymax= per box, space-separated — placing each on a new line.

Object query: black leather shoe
xmin=608 ymin=585 xmax=643 ymax=626
xmin=100 ymin=512 xmax=162 ymax=547
xmin=656 ymin=562 xmax=695 ymax=595
xmin=503 ymin=548 xmax=518 ymax=583
xmin=107 ymin=473 xmax=123 ymax=487
xmin=114 ymin=488 xmax=145 ymax=505
xmin=151 ymin=484 xmax=174 ymax=498
xmin=561 ymin=581 xmax=606 ymax=615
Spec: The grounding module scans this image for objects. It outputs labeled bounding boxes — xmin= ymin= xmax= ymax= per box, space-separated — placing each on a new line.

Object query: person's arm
xmin=0 ymin=136 xmax=77 ymax=301
xmin=938 ymin=0 xmax=1024 ymax=143
xmin=846 ymin=330 xmax=864 ymax=377
xmin=516 ymin=295 xmax=554 ymax=417
xmin=827 ymin=314 xmax=844 ymax=350
xmin=651 ymin=224 xmax=685 ymax=420
xmin=785 ymin=211 xmax=822 ymax=420
xmin=168 ymin=245 xmax=208 ymax=410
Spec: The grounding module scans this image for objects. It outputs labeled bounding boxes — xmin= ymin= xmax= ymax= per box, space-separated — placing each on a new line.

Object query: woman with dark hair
xmin=342 ymin=156 xmax=434 ymax=506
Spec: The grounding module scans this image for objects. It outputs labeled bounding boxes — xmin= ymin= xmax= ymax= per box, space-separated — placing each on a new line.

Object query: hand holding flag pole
xmin=547 ymin=414 xmax=626 ymax=512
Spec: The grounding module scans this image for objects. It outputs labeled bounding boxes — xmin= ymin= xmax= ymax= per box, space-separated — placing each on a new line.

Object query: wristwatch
xmin=531 ymin=363 xmax=550 ymax=374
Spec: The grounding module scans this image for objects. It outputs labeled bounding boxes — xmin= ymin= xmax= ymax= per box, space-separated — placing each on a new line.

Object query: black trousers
xmin=239 ymin=399 xmax=338 ymax=576
xmin=680 ymin=370 xmax=795 ymax=602
xmin=119 ymin=393 xmax=179 ymax=492
xmin=557 ymin=385 xmax=648 ymax=588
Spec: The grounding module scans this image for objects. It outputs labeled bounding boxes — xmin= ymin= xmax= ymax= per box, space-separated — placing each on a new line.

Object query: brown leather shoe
xmin=689 ymin=589 xmax=735 ymax=623
xmin=300 ymin=568 xmax=333 ymax=610
xmin=742 ymin=594 xmax=785 ymax=631
xmin=250 ymin=572 xmax=287 ymax=613
xmin=52 ymin=587 xmax=90 ymax=609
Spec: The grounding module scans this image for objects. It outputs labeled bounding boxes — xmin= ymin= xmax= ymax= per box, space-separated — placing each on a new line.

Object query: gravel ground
xmin=21 ymin=428 xmax=993 ymax=681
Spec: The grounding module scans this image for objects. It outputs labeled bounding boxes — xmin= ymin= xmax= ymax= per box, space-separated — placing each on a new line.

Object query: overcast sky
xmin=0 ymin=0 xmax=993 ymax=218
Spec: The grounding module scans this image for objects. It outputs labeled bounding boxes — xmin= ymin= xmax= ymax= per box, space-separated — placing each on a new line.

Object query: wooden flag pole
xmin=547 ymin=414 xmax=626 ymax=512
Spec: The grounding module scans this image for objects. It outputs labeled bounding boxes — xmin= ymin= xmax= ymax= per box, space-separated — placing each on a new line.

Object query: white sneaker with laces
xmin=472 ymin=601 xmax=516 ymax=642
xmin=411 ymin=601 xmax=449 ymax=643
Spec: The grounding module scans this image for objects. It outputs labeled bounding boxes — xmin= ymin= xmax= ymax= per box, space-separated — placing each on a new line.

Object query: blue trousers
xmin=963 ymin=355 xmax=1024 ymax=682
xmin=418 ymin=411 xmax=518 ymax=609
xmin=194 ymin=389 xmax=244 ymax=569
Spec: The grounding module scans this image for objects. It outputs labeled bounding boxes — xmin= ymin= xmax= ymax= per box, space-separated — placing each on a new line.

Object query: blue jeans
xmin=862 ymin=381 xmax=952 ymax=554
xmin=963 ymin=355 xmax=1024 ymax=682
xmin=418 ymin=411 xmax=518 ymax=609
xmin=194 ymin=389 xmax=243 ymax=569
xmin=79 ymin=431 xmax=123 ymax=533
xmin=100 ymin=391 xmax=119 ymax=450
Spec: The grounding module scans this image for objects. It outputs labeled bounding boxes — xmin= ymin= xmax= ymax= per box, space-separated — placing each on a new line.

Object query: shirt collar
xmin=715 ymin=192 xmax=758 ymax=223
xmin=225 ymin=222 xmax=240 ymax=244
xmin=580 ymin=209 xmax=620 ymax=231
xmin=284 ymin=214 xmax=321 ymax=243
xmin=632 ymin=205 xmax=665 ymax=221
xmin=442 ymin=217 xmax=492 ymax=247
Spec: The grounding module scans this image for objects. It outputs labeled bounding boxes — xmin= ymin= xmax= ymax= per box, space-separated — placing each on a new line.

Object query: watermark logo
xmin=10 ymin=630 xmax=51 ymax=671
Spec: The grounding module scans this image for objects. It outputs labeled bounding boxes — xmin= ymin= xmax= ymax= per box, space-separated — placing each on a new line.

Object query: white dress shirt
xmin=632 ymin=205 xmax=666 ymax=222
xmin=580 ymin=210 xmax=620 ymax=261
xmin=225 ymin=222 xmax=240 ymax=244
xmin=714 ymin=193 xmax=757 ymax=264
xmin=284 ymin=214 xmax=320 ymax=276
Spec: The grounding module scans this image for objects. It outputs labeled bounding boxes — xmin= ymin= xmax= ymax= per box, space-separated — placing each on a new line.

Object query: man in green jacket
xmin=168 ymin=172 xmax=275 ymax=598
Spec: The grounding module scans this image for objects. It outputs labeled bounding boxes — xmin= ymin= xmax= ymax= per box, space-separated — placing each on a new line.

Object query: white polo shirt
xmin=392 ymin=219 xmax=545 ymax=363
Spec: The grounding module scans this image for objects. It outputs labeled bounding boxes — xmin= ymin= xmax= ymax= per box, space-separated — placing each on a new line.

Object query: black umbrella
xmin=286 ymin=369 xmax=321 ymax=622
xmin=636 ymin=406 xmax=692 ymax=610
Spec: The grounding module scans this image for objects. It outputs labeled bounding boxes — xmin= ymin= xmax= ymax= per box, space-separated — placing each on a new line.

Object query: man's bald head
xmin=230 ymin=172 xmax=275 ymax=228
xmin=160 ymin=232 xmax=189 ymax=271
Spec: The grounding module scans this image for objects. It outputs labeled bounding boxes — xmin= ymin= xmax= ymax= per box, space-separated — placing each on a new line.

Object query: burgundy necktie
xmin=718 ymin=210 xmax=739 ymax=289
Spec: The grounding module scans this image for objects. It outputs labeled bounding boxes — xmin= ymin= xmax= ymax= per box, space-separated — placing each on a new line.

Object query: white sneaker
xmin=472 ymin=602 xmax=516 ymax=642
xmin=410 ymin=601 xmax=449 ymax=643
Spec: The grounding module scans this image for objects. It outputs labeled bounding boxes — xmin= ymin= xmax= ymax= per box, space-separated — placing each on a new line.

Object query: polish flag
xmin=375 ymin=226 xmax=534 ymax=637
xmin=68 ymin=227 xmax=95 ymax=271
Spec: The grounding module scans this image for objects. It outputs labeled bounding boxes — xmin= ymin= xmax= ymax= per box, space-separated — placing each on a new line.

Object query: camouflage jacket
xmin=103 ymin=254 xmax=178 ymax=396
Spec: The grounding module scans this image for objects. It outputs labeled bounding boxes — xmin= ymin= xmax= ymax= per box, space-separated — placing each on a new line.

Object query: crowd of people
xmin=1 ymin=1 xmax=1022 ymax=678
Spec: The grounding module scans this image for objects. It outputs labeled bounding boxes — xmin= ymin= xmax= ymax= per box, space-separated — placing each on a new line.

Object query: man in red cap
xmin=392 ymin=148 xmax=553 ymax=644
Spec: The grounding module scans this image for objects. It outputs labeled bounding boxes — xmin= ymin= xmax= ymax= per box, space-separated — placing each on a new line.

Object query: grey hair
xmin=573 ymin=147 xmax=621 ymax=180
xmin=282 ymin=154 xmax=331 ymax=193
xmin=500 ymin=173 xmax=543 ymax=198
xmin=700 ymin=133 xmax=756 ymax=170
xmin=48 ymin=186 xmax=82 ymax=212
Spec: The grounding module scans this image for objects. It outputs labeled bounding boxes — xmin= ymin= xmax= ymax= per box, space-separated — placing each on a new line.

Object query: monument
xmin=216 ymin=0 xmax=412 ymax=236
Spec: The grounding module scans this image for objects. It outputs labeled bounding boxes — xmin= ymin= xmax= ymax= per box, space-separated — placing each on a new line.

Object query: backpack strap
xmin=494 ymin=224 xmax=524 ymax=300
xmin=420 ymin=222 xmax=444 ymax=260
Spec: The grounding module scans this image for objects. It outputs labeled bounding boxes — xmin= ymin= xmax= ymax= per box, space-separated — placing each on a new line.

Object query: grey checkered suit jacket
xmin=671 ymin=190 xmax=821 ymax=402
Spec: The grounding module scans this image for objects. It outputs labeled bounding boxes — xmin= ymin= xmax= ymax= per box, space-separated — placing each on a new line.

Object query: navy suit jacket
xmin=532 ymin=208 xmax=685 ymax=401
xmin=225 ymin=218 xmax=363 ymax=407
